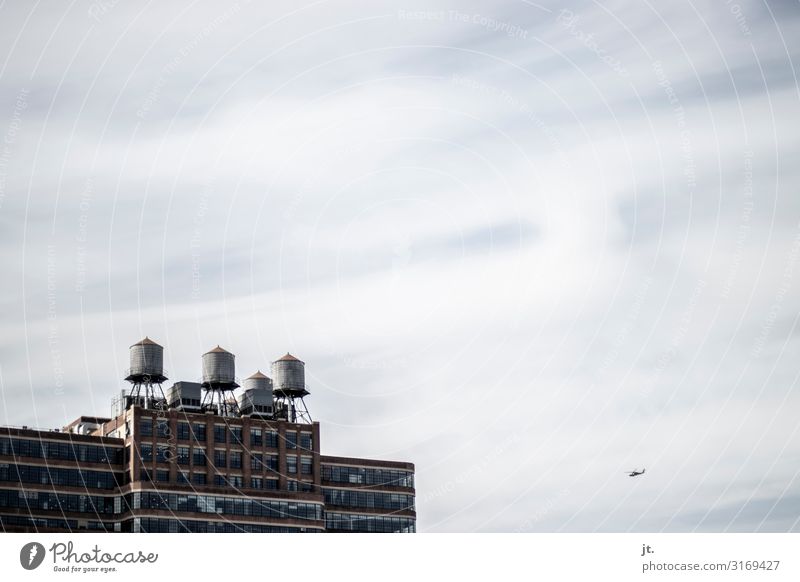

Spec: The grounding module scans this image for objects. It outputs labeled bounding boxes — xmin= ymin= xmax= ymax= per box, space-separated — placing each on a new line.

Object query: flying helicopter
xmin=627 ymin=468 xmax=645 ymax=477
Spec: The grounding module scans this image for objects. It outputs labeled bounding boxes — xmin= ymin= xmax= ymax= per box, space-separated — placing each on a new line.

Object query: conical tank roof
xmin=131 ymin=336 xmax=161 ymax=347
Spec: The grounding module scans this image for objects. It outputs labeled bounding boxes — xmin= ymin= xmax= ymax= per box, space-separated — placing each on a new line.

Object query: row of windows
xmin=326 ymin=512 xmax=416 ymax=533
xmin=0 ymin=464 xmax=121 ymax=490
xmin=130 ymin=491 xmax=323 ymax=521
xmin=323 ymin=489 xmax=415 ymax=511
xmin=130 ymin=517 xmax=319 ymax=533
xmin=0 ymin=489 xmax=118 ymax=514
xmin=144 ymin=445 xmax=290 ymax=476
xmin=0 ymin=438 xmax=123 ymax=465
xmin=155 ymin=421 xmax=311 ymax=451
xmin=0 ymin=514 xmax=80 ymax=531
xmin=321 ymin=466 xmax=414 ymax=488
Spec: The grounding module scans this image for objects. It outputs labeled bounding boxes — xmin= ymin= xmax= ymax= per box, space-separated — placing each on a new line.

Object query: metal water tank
xmin=244 ymin=370 xmax=273 ymax=392
xmin=271 ymin=353 xmax=305 ymax=393
xmin=202 ymin=345 xmax=236 ymax=385
xmin=127 ymin=337 xmax=164 ymax=380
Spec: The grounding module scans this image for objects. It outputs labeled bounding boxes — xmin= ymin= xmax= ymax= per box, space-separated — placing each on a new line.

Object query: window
xmin=140 ymin=469 xmax=151 ymax=481
xmin=177 ymin=446 xmax=190 ymax=466
xmin=287 ymin=480 xmax=298 ymax=491
xmin=265 ymin=479 xmax=278 ymax=490
xmin=229 ymin=426 xmax=242 ymax=444
xmin=300 ymin=433 xmax=313 ymax=451
xmin=287 ymin=456 xmax=297 ymax=474
xmin=155 ymin=445 xmax=170 ymax=463
xmin=301 ymin=457 xmax=313 ymax=475
xmin=250 ymin=428 xmax=262 ymax=446
xmin=214 ymin=450 xmax=226 ymax=468
xmin=156 ymin=470 xmax=170 ymax=483
xmin=192 ymin=473 xmax=206 ymax=485
xmin=213 ymin=475 xmax=226 ymax=487
xmin=140 ymin=419 xmax=153 ymax=437
xmin=140 ymin=444 xmax=153 ymax=462
xmin=250 ymin=453 xmax=262 ymax=471
xmin=229 ymin=475 xmax=243 ymax=488
xmin=192 ymin=423 xmax=206 ymax=443
xmin=177 ymin=471 xmax=189 ymax=485
xmin=177 ymin=423 xmax=190 ymax=440
xmin=300 ymin=481 xmax=314 ymax=493
xmin=285 ymin=432 xmax=297 ymax=449
xmin=230 ymin=451 xmax=242 ymax=469
xmin=266 ymin=431 xmax=278 ymax=448
xmin=193 ymin=448 xmax=206 ymax=466
xmin=250 ymin=477 xmax=262 ymax=489
xmin=214 ymin=425 xmax=226 ymax=444
xmin=156 ymin=421 xmax=170 ymax=438
xmin=266 ymin=455 xmax=279 ymax=471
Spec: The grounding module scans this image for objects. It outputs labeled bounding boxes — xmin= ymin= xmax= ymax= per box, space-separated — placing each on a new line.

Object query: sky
xmin=0 ymin=0 xmax=799 ymax=532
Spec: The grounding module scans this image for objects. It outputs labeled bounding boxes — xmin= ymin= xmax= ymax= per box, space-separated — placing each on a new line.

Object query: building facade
xmin=0 ymin=342 xmax=415 ymax=533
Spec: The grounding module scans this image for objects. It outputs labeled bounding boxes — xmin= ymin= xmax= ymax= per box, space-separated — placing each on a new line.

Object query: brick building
xmin=0 ymin=340 xmax=415 ymax=533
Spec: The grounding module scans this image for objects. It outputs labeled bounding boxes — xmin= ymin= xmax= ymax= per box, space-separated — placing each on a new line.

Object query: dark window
xmin=229 ymin=426 xmax=242 ymax=444
xmin=140 ymin=419 xmax=153 ymax=437
xmin=140 ymin=444 xmax=153 ymax=462
xmin=192 ymin=423 xmax=206 ymax=443
xmin=177 ymin=446 xmax=190 ymax=466
xmin=300 ymin=433 xmax=313 ymax=451
xmin=214 ymin=425 xmax=226 ymax=444
xmin=266 ymin=431 xmax=278 ymax=448
xmin=156 ymin=421 xmax=170 ymax=438
xmin=192 ymin=473 xmax=206 ymax=485
xmin=214 ymin=450 xmax=226 ymax=468
xmin=265 ymin=479 xmax=278 ymax=490
xmin=156 ymin=470 xmax=170 ymax=483
xmin=230 ymin=452 xmax=242 ymax=469
xmin=193 ymin=448 xmax=206 ymax=466
xmin=250 ymin=453 xmax=263 ymax=470
xmin=301 ymin=457 xmax=313 ymax=475
xmin=250 ymin=477 xmax=262 ymax=489
xmin=285 ymin=432 xmax=297 ymax=449
xmin=250 ymin=428 xmax=262 ymax=447
xmin=177 ymin=423 xmax=190 ymax=440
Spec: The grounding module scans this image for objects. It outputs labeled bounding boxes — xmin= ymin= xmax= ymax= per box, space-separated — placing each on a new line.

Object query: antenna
xmin=271 ymin=353 xmax=312 ymax=423
xmin=124 ymin=337 xmax=168 ymax=410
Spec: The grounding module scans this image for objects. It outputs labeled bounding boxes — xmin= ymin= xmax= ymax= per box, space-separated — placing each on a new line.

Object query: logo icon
xmin=20 ymin=542 xmax=46 ymax=570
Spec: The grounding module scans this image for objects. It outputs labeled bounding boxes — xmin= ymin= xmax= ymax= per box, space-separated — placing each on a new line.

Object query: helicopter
xmin=627 ymin=468 xmax=645 ymax=477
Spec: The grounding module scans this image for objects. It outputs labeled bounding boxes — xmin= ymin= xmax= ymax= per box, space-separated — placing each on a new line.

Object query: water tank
xmin=271 ymin=353 xmax=306 ymax=394
xmin=127 ymin=337 xmax=165 ymax=382
xmin=202 ymin=345 xmax=237 ymax=386
xmin=244 ymin=370 xmax=273 ymax=392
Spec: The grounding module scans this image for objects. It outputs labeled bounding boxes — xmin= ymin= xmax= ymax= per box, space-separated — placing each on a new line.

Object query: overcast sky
xmin=1 ymin=0 xmax=799 ymax=532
